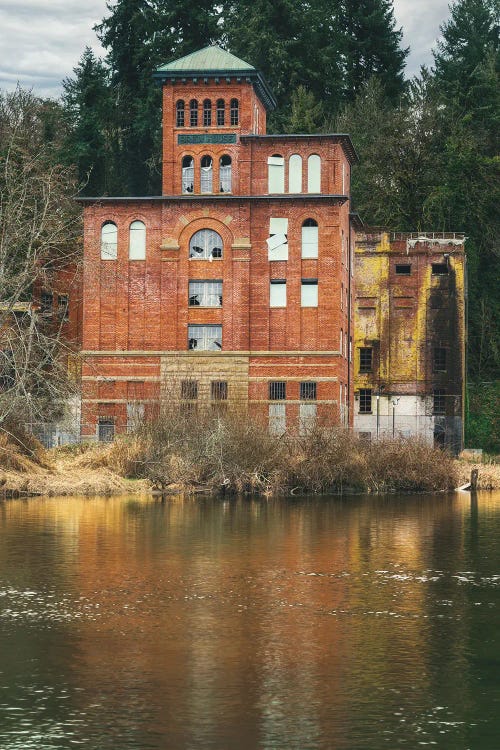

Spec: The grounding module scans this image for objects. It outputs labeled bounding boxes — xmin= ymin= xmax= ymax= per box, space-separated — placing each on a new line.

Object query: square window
xmin=433 ymin=389 xmax=446 ymax=414
xmin=269 ymin=381 xmax=286 ymax=400
xmin=270 ymin=280 xmax=286 ymax=307
xmin=300 ymin=382 xmax=316 ymax=400
xmin=433 ymin=347 xmax=447 ymax=372
xmin=211 ymin=381 xmax=228 ymax=400
xmin=181 ymin=380 xmax=198 ymax=399
xmin=395 ymin=264 xmax=411 ymax=275
xmin=359 ymin=347 xmax=373 ymax=373
xmin=432 ymin=263 xmax=448 ymax=275
xmin=301 ymin=280 xmax=318 ymax=307
xmin=359 ymin=389 xmax=372 ymax=413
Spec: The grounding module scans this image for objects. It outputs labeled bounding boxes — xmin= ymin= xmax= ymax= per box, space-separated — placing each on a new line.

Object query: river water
xmin=0 ymin=492 xmax=499 ymax=749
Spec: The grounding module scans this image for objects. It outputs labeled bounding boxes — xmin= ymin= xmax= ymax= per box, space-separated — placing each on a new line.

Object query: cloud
xmin=0 ymin=0 xmax=453 ymax=98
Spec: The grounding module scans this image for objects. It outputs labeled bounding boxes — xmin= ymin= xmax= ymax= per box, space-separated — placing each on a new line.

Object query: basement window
xmin=433 ymin=389 xmax=446 ymax=414
xmin=181 ymin=380 xmax=198 ymax=399
xmin=395 ymin=264 xmax=411 ymax=275
xmin=300 ymin=382 xmax=317 ymax=400
xmin=188 ymin=325 xmax=222 ymax=351
xmin=269 ymin=381 xmax=286 ymax=400
xmin=211 ymin=381 xmax=228 ymax=400
xmin=359 ymin=347 xmax=373 ymax=373
xmin=433 ymin=347 xmax=447 ymax=372
xmin=432 ymin=263 xmax=448 ymax=275
xmin=189 ymin=280 xmax=222 ymax=307
xmin=359 ymin=389 xmax=372 ymax=414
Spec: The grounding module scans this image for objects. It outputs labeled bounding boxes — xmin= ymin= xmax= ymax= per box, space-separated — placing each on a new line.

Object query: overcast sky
xmin=0 ymin=0 xmax=452 ymax=98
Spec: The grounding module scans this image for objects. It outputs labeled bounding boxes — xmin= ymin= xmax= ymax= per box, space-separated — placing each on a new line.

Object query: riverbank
xmin=1 ymin=424 xmax=498 ymax=498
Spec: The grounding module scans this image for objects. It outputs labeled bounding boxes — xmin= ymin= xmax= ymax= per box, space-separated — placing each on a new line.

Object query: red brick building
xmin=78 ymin=46 xmax=357 ymax=440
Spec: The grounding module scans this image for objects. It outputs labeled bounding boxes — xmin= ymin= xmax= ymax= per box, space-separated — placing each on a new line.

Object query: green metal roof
xmin=156 ymin=45 xmax=255 ymax=73
xmin=153 ymin=45 xmax=276 ymax=111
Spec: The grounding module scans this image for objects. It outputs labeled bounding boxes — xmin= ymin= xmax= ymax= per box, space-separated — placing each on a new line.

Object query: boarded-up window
xmin=200 ymin=155 xmax=213 ymax=193
xmin=267 ymin=217 xmax=288 ymax=261
xmin=301 ymin=279 xmax=318 ymax=307
xmin=268 ymin=155 xmax=285 ymax=193
xmin=307 ymin=154 xmax=321 ymax=193
xmin=101 ymin=221 xmax=117 ymax=260
xmin=182 ymin=156 xmax=194 ymax=193
xmin=288 ymin=154 xmax=302 ymax=193
xmin=129 ymin=220 xmax=146 ymax=260
xmin=301 ymin=219 xmax=318 ymax=258
xmin=269 ymin=403 xmax=286 ymax=436
xmin=219 ymin=155 xmax=232 ymax=192
xmin=189 ymin=229 xmax=223 ymax=259
xmin=126 ymin=402 xmax=144 ymax=432
xmin=270 ymin=280 xmax=286 ymax=307
xmin=299 ymin=403 xmax=317 ymax=435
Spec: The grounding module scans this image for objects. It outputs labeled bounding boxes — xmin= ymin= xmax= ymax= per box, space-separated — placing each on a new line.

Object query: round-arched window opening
xmin=219 ymin=155 xmax=232 ymax=193
xmin=189 ymin=99 xmax=198 ymax=127
xmin=203 ymin=99 xmax=212 ymax=127
xmin=101 ymin=221 xmax=117 ymax=260
xmin=176 ymin=100 xmax=185 ymax=127
xmin=189 ymin=229 xmax=223 ymax=260
xmin=200 ymin=155 xmax=213 ymax=193
xmin=216 ymin=99 xmax=225 ymax=126
xmin=182 ymin=156 xmax=194 ymax=193
xmin=230 ymin=98 xmax=239 ymax=125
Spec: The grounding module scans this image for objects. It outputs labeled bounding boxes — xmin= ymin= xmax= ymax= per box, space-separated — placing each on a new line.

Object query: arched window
xmin=189 ymin=229 xmax=223 ymax=260
xmin=203 ymin=99 xmax=212 ymax=127
xmin=200 ymin=155 xmax=213 ymax=193
xmin=101 ymin=221 xmax=117 ymax=260
xmin=340 ymin=328 xmax=343 ymax=356
xmin=301 ymin=219 xmax=318 ymax=258
xmin=230 ymin=98 xmax=239 ymax=125
xmin=182 ymin=156 xmax=194 ymax=193
xmin=307 ymin=154 xmax=321 ymax=193
xmin=219 ymin=155 xmax=232 ymax=193
xmin=176 ymin=100 xmax=185 ymax=127
xmin=268 ymin=154 xmax=285 ymax=193
xmin=129 ymin=220 xmax=146 ymax=260
xmin=288 ymin=154 xmax=302 ymax=193
xmin=216 ymin=99 xmax=225 ymax=126
xmin=190 ymin=99 xmax=198 ymax=127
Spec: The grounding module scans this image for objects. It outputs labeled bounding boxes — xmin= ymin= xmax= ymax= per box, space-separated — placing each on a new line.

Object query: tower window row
xmin=182 ymin=155 xmax=232 ymax=194
xmin=176 ymin=99 xmax=239 ymax=128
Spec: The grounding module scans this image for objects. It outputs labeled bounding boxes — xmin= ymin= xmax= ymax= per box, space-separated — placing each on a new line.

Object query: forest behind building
xmin=0 ymin=0 xmax=498 ymax=449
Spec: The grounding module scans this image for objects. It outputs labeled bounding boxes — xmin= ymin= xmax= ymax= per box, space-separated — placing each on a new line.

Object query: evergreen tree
xmin=62 ymin=48 xmax=116 ymax=195
xmin=341 ymin=0 xmax=409 ymax=103
xmin=288 ymin=86 xmax=324 ymax=133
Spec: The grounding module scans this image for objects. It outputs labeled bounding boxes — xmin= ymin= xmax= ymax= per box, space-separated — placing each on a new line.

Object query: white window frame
xmin=307 ymin=154 xmax=321 ymax=193
xmin=268 ymin=155 xmax=285 ymax=193
xmin=301 ymin=221 xmax=318 ymax=258
xmin=188 ymin=280 xmax=222 ymax=307
xmin=101 ymin=222 xmax=117 ymax=260
xmin=189 ymin=229 xmax=223 ymax=260
xmin=301 ymin=280 xmax=318 ymax=307
xmin=129 ymin=220 xmax=146 ymax=260
xmin=288 ymin=154 xmax=302 ymax=193
xmin=188 ymin=325 xmax=222 ymax=351
xmin=270 ymin=280 xmax=286 ymax=308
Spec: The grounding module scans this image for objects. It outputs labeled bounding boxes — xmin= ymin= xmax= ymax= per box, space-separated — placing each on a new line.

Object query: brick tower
xmin=79 ymin=46 xmax=358 ymax=440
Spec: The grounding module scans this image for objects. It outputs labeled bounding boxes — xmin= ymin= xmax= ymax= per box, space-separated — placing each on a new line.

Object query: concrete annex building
xmin=79 ymin=46 xmax=357 ymax=439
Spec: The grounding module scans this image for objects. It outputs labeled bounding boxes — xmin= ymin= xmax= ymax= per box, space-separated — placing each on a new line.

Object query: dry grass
xmin=456 ymin=460 xmax=500 ymax=490
xmin=87 ymin=413 xmax=460 ymax=496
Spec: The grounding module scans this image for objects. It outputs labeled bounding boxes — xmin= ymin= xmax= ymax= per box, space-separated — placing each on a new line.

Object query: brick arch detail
xmin=177 ymin=215 xmax=234 ymax=254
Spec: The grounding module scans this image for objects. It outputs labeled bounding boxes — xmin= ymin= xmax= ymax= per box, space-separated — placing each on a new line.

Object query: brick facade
xmin=79 ymin=46 xmax=357 ymax=439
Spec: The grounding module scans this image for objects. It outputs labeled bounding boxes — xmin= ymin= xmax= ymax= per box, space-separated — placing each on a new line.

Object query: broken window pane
xmin=219 ymin=155 xmax=232 ymax=192
xmin=200 ymin=155 xmax=213 ymax=193
xmin=189 ymin=229 xmax=223 ymax=259
xmin=182 ymin=156 xmax=194 ymax=193
xmin=188 ymin=280 xmax=222 ymax=307
xmin=188 ymin=325 xmax=222 ymax=351
xmin=101 ymin=221 xmax=117 ymax=260
xmin=267 ymin=217 xmax=288 ymax=260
